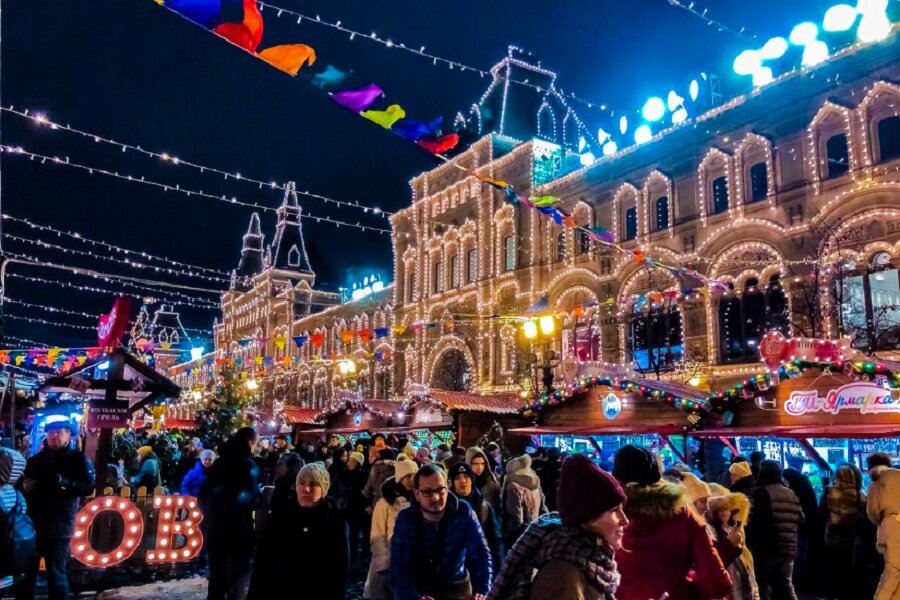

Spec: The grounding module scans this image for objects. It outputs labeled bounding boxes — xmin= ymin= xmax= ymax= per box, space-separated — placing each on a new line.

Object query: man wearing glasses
xmin=391 ymin=463 xmax=492 ymax=600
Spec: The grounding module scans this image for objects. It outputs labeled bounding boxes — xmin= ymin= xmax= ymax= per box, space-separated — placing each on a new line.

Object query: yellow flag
xmin=362 ymin=104 xmax=406 ymax=129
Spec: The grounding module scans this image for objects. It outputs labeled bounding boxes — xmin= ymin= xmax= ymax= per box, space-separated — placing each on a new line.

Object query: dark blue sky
xmin=1 ymin=0 xmax=845 ymax=348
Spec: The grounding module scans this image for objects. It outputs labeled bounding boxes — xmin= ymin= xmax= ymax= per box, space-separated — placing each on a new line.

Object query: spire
xmin=271 ymin=181 xmax=314 ymax=275
xmin=232 ymin=212 xmax=265 ymax=291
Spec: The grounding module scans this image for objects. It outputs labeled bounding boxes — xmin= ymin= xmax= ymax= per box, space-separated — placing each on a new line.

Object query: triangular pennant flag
xmin=339 ymin=330 xmax=355 ymax=345
xmin=293 ymin=336 xmax=308 ymax=348
xmin=361 ymin=104 xmax=406 ymax=129
xmin=310 ymin=333 xmax=325 ymax=348
xmin=212 ymin=0 xmax=262 ymax=51
xmin=393 ymin=325 xmax=408 ymax=335
xmin=273 ymin=336 xmax=286 ymax=351
xmin=531 ymin=196 xmax=559 ymax=207
xmin=373 ymin=327 xmax=389 ymax=339
xmin=331 ymin=84 xmax=384 ymax=112
xmin=358 ymin=329 xmax=372 ymax=344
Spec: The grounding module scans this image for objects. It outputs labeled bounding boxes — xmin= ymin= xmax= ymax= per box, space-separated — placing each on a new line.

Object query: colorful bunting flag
xmin=310 ymin=333 xmax=325 ymax=348
xmin=166 ymin=0 xmax=222 ymax=28
xmin=258 ymin=44 xmax=316 ymax=75
xmin=362 ymin=104 xmax=406 ymax=129
xmin=588 ymin=227 xmax=614 ymax=243
xmin=331 ymin=84 xmax=384 ymax=112
xmin=531 ymin=196 xmax=559 ymax=207
xmin=293 ymin=336 xmax=308 ymax=348
xmin=393 ymin=325 xmax=408 ymax=335
xmin=393 ymin=117 xmax=442 ymax=141
xmin=417 ymin=133 xmax=459 ymax=154
xmin=212 ymin=0 xmax=262 ymax=51
xmin=339 ymin=330 xmax=355 ymax=345
xmin=358 ymin=329 xmax=372 ymax=344
xmin=373 ymin=327 xmax=389 ymax=339
xmin=273 ymin=336 xmax=286 ymax=351
xmin=310 ymin=65 xmax=347 ymax=89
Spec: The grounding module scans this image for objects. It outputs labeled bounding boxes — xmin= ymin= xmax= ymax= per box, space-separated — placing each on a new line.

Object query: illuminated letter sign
xmin=71 ymin=497 xmax=144 ymax=567
xmin=147 ymin=495 xmax=204 ymax=563
xmin=784 ymin=382 xmax=900 ymax=417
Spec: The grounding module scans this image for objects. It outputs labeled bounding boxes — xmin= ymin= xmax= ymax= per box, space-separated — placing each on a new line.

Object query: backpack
xmin=0 ymin=490 xmax=37 ymax=576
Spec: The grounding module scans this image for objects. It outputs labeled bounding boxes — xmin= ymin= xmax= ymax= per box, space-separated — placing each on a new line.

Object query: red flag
xmin=417 ymin=133 xmax=459 ymax=154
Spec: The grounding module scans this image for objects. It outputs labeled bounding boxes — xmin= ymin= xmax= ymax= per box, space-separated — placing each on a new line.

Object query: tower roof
xmin=232 ymin=212 xmax=265 ymax=291
xmin=270 ymin=181 xmax=314 ymax=276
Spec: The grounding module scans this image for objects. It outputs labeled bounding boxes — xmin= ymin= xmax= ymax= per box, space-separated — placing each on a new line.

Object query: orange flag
xmin=258 ymin=44 xmax=316 ymax=75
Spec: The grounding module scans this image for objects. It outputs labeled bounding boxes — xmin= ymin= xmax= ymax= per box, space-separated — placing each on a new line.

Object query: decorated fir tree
xmin=194 ymin=364 xmax=255 ymax=450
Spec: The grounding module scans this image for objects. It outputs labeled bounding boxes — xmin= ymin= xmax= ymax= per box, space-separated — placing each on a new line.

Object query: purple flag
xmin=588 ymin=226 xmax=615 ymax=243
xmin=331 ymin=84 xmax=384 ymax=112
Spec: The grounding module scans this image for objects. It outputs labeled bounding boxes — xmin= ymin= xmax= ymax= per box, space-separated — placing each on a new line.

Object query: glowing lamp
xmin=619 ymin=116 xmax=628 ymax=135
xmin=602 ymin=141 xmax=618 ymax=156
xmin=760 ymin=37 xmax=788 ymax=59
xmin=245 ymin=379 xmax=258 ymax=391
xmin=523 ymin=320 xmax=538 ymax=340
xmin=790 ymin=22 xmax=819 ymax=45
xmin=190 ymin=347 xmax=204 ymax=361
xmin=823 ymin=4 xmax=857 ymax=31
xmin=666 ymin=90 xmax=684 ymax=111
xmin=752 ymin=67 xmax=774 ymax=87
xmin=857 ymin=12 xmax=890 ymax=42
xmin=689 ymin=80 xmax=700 ymax=101
xmin=641 ymin=97 xmax=666 ymax=122
xmin=801 ymin=40 xmax=829 ymax=66
xmin=579 ymin=152 xmax=595 ymax=166
xmin=732 ymin=49 xmax=761 ymax=76
xmin=634 ymin=125 xmax=653 ymax=145
xmin=371 ymin=280 xmax=385 ymax=293
xmin=596 ymin=128 xmax=611 ymax=143
xmin=688 ymin=374 xmax=702 ymax=387
xmin=539 ymin=315 xmax=556 ymax=336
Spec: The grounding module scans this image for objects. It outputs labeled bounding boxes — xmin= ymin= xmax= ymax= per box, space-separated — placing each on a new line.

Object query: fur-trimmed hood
xmin=623 ymin=481 xmax=686 ymax=521
xmin=708 ymin=491 xmax=751 ymax=525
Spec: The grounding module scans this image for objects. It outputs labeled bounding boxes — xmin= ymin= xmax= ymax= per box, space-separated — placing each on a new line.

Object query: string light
xmin=2 ymin=106 xmax=390 ymax=218
xmin=4 ymin=234 xmax=230 ymax=284
xmin=2 ymin=214 xmax=230 ymax=276
xmin=5 ymin=314 xmax=98 ymax=332
xmin=661 ymin=0 xmax=758 ymax=40
xmin=0 ymin=145 xmax=392 ymax=235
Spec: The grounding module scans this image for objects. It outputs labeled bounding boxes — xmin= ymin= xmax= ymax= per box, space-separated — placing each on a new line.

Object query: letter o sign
xmin=70 ymin=497 xmax=144 ymax=567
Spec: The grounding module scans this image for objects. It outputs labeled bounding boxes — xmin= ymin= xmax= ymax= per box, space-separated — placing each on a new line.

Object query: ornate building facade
xmin=173 ymin=37 xmax=900 ymax=413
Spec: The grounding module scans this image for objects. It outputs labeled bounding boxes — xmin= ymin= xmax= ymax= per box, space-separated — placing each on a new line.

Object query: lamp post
xmin=523 ymin=316 xmax=559 ymax=398
xmin=338 ymin=358 xmax=359 ymax=402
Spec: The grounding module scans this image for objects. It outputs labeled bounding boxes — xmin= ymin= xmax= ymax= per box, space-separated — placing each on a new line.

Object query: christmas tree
xmin=194 ymin=364 xmax=255 ymax=450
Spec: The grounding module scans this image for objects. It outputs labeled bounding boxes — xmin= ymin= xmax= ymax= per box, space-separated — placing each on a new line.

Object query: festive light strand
xmin=4 ymin=234 xmax=231 ymax=284
xmin=1 ymin=106 xmax=391 ymax=218
xmin=5 ymin=272 xmax=219 ymax=310
xmin=2 ymin=214 xmax=230 ymax=277
xmin=0 ymin=145 xmax=392 ymax=234
xmin=5 ymin=313 xmax=98 ymax=332
xmin=663 ymin=0 xmax=758 ymax=40
xmin=2 ymin=335 xmax=52 ymax=348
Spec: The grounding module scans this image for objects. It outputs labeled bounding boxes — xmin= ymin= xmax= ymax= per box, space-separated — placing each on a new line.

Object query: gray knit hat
xmin=296 ymin=462 xmax=330 ymax=496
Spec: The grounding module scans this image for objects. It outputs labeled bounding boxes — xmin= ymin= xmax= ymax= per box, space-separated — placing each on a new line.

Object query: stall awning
xmin=301 ymin=424 xmax=449 ymax=435
xmin=429 ymin=391 xmax=522 ymax=414
xmin=508 ymin=424 xmax=686 ymax=436
xmin=691 ymin=424 xmax=900 ymax=439
xmin=283 ymin=407 xmax=319 ymax=425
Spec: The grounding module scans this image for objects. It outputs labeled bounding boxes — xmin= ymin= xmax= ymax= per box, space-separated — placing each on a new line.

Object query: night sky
xmin=2 ymin=0 xmax=835 ymax=350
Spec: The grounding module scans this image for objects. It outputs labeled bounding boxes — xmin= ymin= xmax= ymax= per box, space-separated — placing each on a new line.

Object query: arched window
xmin=655 ymin=196 xmax=669 ymax=230
xmin=433 ymin=261 xmax=443 ymax=294
xmin=405 ymin=271 xmax=414 ymax=303
xmin=718 ymin=275 xmax=789 ymax=363
xmin=712 ymin=176 xmax=729 ymax=214
xmin=877 ymin=116 xmax=900 ymax=162
xmin=467 ymin=248 xmax=478 ymax=283
xmin=749 ymin=162 xmax=768 ymax=203
xmin=624 ymin=207 xmax=638 ymax=241
xmin=450 ymin=254 xmax=461 ymax=288
xmin=839 ymin=252 xmax=900 ymax=351
xmin=557 ymin=232 xmax=567 ymax=262
xmin=575 ymin=229 xmax=590 ymax=255
xmin=826 ymin=134 xmax=850 ymax=178
xmin=630 ymin=303 xmax=683 ymax=373
xmin=504 ymin=236 xmax=517 ymax=271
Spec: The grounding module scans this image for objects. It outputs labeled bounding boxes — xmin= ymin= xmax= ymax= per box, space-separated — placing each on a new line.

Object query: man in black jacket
xmin=17 ymin=418 xmax=95 ymax=600
xmin=746 ymin=459 xmax=803 ymax=600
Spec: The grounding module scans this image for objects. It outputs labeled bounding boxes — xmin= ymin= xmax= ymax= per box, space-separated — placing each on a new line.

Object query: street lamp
xmin=522 ymin=316 xmax=559 ymax=398
xmin=245 ymin=379 xmax=259 ymax=391
xmin=338 ymin=359 xmax=357 ymax=375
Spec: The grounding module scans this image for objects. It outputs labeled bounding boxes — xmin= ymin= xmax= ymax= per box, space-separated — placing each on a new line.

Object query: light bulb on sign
xmin=789 ymin=22 xmax=819 ymax=45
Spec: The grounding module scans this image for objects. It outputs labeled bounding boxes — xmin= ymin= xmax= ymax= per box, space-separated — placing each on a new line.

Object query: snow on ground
xmin=93 ymin=577 xmax=206 ymax=600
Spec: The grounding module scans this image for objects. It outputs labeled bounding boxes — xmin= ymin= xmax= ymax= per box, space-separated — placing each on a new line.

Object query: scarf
xmin=488 ymin=513 xmax=620 ymax=600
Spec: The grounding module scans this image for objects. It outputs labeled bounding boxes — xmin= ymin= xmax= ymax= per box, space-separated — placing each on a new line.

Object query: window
xmin=877 ymin=116 xmax=900 ymax=162
xmin=433 ymin=261 xmax=443 ymax=294
xmin=624 ymin=207 xmax=638 ymax=241
xmin=575 ymin=229 xmax=590 ymax=255
xmin=557 ymin=232 xmax=567 ymax=262
xmin=563 ymin=322 xmax=601 ymax=361
xmin=504 ymin=236 xmax=516 ymax=272
xmin=712 ymin=176 xmax=729 ymax=214
xmin=749 ymin=162 xmax=768 ymax=203
xmin=826 ymin=133 xmax=850 ymax=178
xmin=655 ymin=196 xmax=669 ymax=231
xmin=718 ymin=275 xmax=789 ymax=363
xmin=467 ymin=249 xmax=477 ymax=283
xmin=840 ymin=253 xmax=900 ymax=351
xmin=287 ymin=246 xmax=301 ymax=267
xmin=405 ymin=271 xmax=414 ymax=303
xmin=630 ymin=306 xmax=683 ymax=373
xmin=450 ymin=254 xmax=461 ymax=288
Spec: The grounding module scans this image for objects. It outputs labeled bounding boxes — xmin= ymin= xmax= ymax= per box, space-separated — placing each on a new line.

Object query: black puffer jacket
xmin=747 ymin=461 xmax=803 ymax=558
xmin=22 ymin=445 xmax=95 ymax=539
xmin=200 ymin=437 xmax=260 ymax=547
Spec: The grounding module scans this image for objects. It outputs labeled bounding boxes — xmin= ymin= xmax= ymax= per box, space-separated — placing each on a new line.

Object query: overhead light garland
xmin=2 ymin=106 xmax=391 ymax=219
xmin=662 ymin=0 xmax=759 ymax=40
xmin=0 ymin=145 xmax=392 ymax=235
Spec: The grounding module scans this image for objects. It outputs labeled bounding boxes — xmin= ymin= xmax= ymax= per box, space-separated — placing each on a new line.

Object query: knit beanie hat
xmin=558 ymin=454 xmax=626 ymax=527
xmin=395 ymin=458 xmax=419 ymax=483
xmin=349 ymin=451 xmax=365 ymax=467
xmin=378 ymin=447 xmax=397 ymax=461
xmin=296 ymin=462 xmax=330 ymax=496
xmin=137 ymin=446 xmax=154 ymax=458
xmin=447 ymin=461 xmax=475 ymax=483
xmin=613 ymin=445 xmax=661 ymax=486
xmin=199 ymin=449 xmax=216 ymax=462
xmin=680 ymin=473 xmax=711 ymax=505
xmin=729 ymin=461 xmax=753 ymax=480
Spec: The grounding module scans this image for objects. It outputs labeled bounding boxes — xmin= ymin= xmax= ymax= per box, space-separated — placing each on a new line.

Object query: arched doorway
xmin=430 ymin=349 xmax=471 ymax=391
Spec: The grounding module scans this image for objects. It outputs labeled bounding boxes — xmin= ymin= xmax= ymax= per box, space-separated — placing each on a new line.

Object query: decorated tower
xmin=268 ymin=181 xmax=315 ymax=281
xmin=231 ymin=212 xmax=265 ymax=292
xmin=150 ymin=304 xmax=193 ymax=372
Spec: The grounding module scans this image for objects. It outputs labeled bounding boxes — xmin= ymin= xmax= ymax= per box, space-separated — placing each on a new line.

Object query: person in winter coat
xmin=708 ymin=484 xmax=760 ymax=600
xmin=613 ymin=444 xmax=732 ymax=600
xmin=391 ymin=463 xmax=493 ymax=600
xmin=344 ymin=451 xmax=369 ymax=561
xmin=468 ymin=446 xmax=501 ymax=513
xmin=746 ymin=460 xmax=803 ymax=600
xmin=327 ymin=447 xmax=352 ymax=509
xmin=365 ymin=458 xmax=419 ymax=599
xmin=200 ymin=427 xmax=260 ymax=600
xmin=363 ymin=447 xmax=396 ymax=507
xmin=0 ymin=447 xmax=29 ymax=581
xmin=820 ymin=463 xmax=865 ymax=599
xmin=502 ymin=454 xmax=548 ymax=546
xmin=489 ymin=454 xmax=626 ymax=600
xmin=867 ymin=467 xmax=900 ymax=600
xmin=449 ymin=461 xmax=504 ymax=573
xmin=132 ymin=445 xmax=162 ymax=490
xmin=730 ymin=461 xmax=757 ymax=496
xmin=18 ymin=419 xmax=95 ymax=600
xmin=536 ymin=447 xmax=562 ymax=512
xmin=248 ymin=463 xmax=349 ymax=600
xmin=415 ymin=445 xmax=433 ymax=466
xmin=783 ymin=460 xmax=820 ymax=595
xmin=861 ymin=454 xmax=893 ymax=598
xmin=268 ymin=452 xmax=304 ymax=515
xmin=174 ymin=440 xmax=200 ymax=489
xmin=180 ymin=449 xmax=215 ymax=498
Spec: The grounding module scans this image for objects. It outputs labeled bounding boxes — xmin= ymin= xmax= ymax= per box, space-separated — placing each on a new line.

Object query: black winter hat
xmin=613 ymin=444 xmax=661 ymax=486
xmin=378 ymin=447 xmax=397 ymax=461
xmin=447 ymin=461 xmax=475 ymax=482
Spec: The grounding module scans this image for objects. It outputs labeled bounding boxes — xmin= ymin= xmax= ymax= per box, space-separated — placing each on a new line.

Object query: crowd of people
xmin=3 ymin=423 xmax=900 ymax=600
